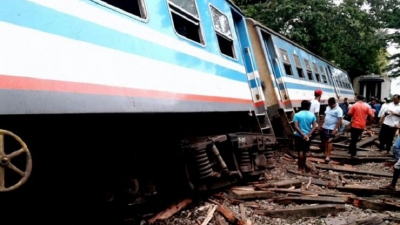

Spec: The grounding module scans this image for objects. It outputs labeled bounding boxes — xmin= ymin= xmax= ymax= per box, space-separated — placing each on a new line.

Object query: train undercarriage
xmin=0 ymin=111 xmax=277 ymax=224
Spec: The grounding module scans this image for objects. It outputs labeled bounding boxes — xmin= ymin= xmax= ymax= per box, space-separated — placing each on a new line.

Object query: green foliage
xmin=232 ymin=0 xmax=391 ymax=81
xmin=367 ymin=0 xmax=400 ymax=77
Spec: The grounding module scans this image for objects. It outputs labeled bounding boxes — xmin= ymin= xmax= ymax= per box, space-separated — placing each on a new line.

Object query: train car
xmin=0 ymin=0 xmax=277 ymax=224
xmin=353 ymin=74 xmax=392 ymax=100
xmin=245 ymin=19 xmax=355 ymax=137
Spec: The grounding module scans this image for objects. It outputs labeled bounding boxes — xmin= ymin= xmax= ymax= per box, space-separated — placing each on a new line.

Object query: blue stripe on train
xmin=277 ymin=82 xmax=354 ymax=95
xmin=0 ymin=0 xmax=248 ymax=83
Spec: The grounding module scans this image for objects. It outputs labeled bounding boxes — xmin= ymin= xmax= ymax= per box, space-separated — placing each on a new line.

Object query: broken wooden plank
xmin=214 ymin=214 xmax=228 ymax=225
xmin=344 ymin=216 xmax=385 ymax=225
xmin=148 ymin=198 xmax=193 ymax=224
xmin=216 ymin=204 xmax=245 ymax=225
xmin=229 ymin=190 xmax=275 ymax=200
xmin=328 ymin=185 xmax=400 ymax=197
xmin=315 ymin=164 xmax=392 ymax=178
xmin=268 ymin=188 xmax=355 ymax=197
xmin=273 ymin=196 xmax=347 ymax=205
xmin=239 ymin=204 xmax=246 ymax=221
xmin=307 ymin=157 xmax=341 ymax=165
xmin=286 ymin=169 xmax=329 ymax=179
xmin=299 ymin=177 xmax=336 ymax=188
xmin=356 ymin=135 xmax=378 ymax=147
xmin=242 ymin=202 xmax=260 ymax=208
xmin=201 ymin=204 xmax=218 ymax=225
xmin=253 ymin=179 xmax=302 ymax=189
xmin=342 ymin=174 xmax=381 ymax=180
xmin=346 ymin=197 xmax=400 ymax=212
xmin=254 ymin=204 xmax=345 ymax=218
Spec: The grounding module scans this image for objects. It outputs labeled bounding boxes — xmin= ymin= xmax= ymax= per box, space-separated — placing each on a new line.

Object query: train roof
xmin=247 ymin=18 xmax=349 ymax=75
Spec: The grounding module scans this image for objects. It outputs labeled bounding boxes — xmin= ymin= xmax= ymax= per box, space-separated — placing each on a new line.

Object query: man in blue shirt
xmin=293 ymin=100 xmax=318 ymax=173
xmin=320 ymin=97 xmax=343 ymax=162
xmin=339 ymin=98 xmax=349 ymax=117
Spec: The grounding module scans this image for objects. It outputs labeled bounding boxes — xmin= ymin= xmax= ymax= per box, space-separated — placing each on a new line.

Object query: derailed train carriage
xmin=0 ymin=0 xmax=354 ymax=224
xmin=245 ymin=19 xmax=355 ymax=137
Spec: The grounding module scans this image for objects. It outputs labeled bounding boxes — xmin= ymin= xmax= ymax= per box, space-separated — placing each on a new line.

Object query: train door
xmin=261 ymin=36 xmax=291 ymax=107
xmin=230 ymin=9 xmax=273 ymax=134
xmin=327 ymin=66 xmax=341 ymax=98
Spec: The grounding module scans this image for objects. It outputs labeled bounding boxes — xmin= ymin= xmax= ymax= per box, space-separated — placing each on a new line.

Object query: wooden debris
xmin=231 ymin=186 xmax=255 ymax=191
xmin=242 ymin=202 xmax=260 ymax=208
xmin=308 ymin=157 xmax=341 ymax=165
xmin=305 ymin=177 xmax=311 ymax=190
xmin=273 ymin=196 xmax=347 ymax=205
xmin=299 ymin=177 xmax=336 ymax=188
xmin=239 ymin=203 xmax=246 ymax=221
xmin=254 ymin=204 xmax=345 ymax=218
xmin=342 ymin=174 xmax=381 ymax=180
xmin=356 ymin=136 xmax=379 ymax=147
xmin=346 ymin=196 xmax=400 ymax=212
xmin=267 ymin=188 xmax=355 ymax=197
xmin=328 ymin=185 xmax=400 ymax=197
xmin=201 ymin=204 xmax=218 ymax=225
xmin=216 ymin=204 xmax=245 ymax=225
xmin=148 ymin=198 xmax=192 ymax=224
xmin=229 ymin=190 xmax=275 ymax=200
xmin=286 ymin=169 xmax=329 ymax=179
xmin=214 ymin=214 xmax=228 ymax=225
xmin=343 ymin=216 xmax=385 ymax=225
xmin=315 ymin=164 xmax=392 ymax=177
xmin=254 ymin=179 xmax=302 ymax=189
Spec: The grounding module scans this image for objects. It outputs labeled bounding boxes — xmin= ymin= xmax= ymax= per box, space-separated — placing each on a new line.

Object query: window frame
xmin=166 ymin=0 xmax=206 ymax=47
xmin=208 ymin=3 xmax=237 ymax=60
xmin=90 ymin=0 xmax=149 ymax=23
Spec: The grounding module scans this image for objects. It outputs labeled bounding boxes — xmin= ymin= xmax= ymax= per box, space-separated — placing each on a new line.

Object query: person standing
xmin=339 ymin=98 xmax=349 ymax=117
xmin=320 ymin=97 xmax=343 ymax=162
xmin=293 ymin=100 xmax=318 ymax=173
xmin=379 ymin=95 xmax=400 ymax=154
xmin=378 ymin=99 xmax=390 ymax=127
xmin=310 ymin=89 xmax=322 ymax=126
xmin=347 ymin=95 xmax=375 ymax=157
xmin=380 ymin=158 xmax=400 ymax=190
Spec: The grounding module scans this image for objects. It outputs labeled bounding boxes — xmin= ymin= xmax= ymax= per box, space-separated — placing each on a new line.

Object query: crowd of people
xmin=292 ymin=90 xmax=400 ymax=190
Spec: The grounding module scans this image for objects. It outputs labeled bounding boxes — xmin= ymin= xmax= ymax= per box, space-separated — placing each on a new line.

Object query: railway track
xmin=125 ymin=126 xmax=400 ymax=225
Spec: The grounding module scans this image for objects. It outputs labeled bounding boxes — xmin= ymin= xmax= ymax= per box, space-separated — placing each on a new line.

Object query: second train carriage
xmin=245 ymin=19 xmax=356 ymax=137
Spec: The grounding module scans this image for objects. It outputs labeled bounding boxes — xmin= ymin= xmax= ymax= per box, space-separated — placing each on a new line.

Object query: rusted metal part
xmin=0 ymin=129 xmax=32 ymax=192
xmin=181 ymin=133 xmax=277 ymax=191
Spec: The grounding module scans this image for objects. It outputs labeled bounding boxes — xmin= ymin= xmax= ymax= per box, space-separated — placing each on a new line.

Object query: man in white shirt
xmin=378 ymin=99 xmax=390 ymax=126
xmin=310 ymin=89 xmax=322 ymax=127
xmin=379 ymin=95 xmax=400 ymax=154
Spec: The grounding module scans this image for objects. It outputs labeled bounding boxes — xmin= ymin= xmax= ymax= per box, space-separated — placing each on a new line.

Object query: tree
xmin=367 ymin=0 xmax=400 ymax=77
xmin=233 ymin=0 xmax=389 ymax=81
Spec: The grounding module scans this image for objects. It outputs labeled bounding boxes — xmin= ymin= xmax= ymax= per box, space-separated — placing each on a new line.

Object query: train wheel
xmin=0 ymin=129 xmax=32 ymax=192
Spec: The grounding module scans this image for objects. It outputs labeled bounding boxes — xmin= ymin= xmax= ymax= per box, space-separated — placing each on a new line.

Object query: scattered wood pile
xmin=146 ymin=128 xmax=400 ymax=225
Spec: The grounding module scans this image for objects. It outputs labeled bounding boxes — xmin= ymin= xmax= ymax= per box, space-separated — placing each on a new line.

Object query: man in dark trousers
xmin=380 ymin=158 xmax=400 ymax=190
xmin=293 ymin=100 xmax=318 ymax=173
xmin=347 ymin=95 xmax=374 ymax=157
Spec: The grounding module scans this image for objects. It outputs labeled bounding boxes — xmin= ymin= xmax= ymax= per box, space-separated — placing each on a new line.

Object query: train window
xmin=312 ymin=63 xmax=321 ymax=82
xmin=93 ymin=0 xmax=147 ymax=19
xmin=168 ymin=0 xmax=204 ymax=44
xmin=279 ymin=49 xmax=293 ymax=76
xmin=209 ymin=5 xmax=236 ymax=58
xmin=319 ymin=66 xmax=328 ymax=84
xmin=293 ymin=55 xmax=305 ymax=78
xmin=304 ymin=59 xmax=314 ymax=80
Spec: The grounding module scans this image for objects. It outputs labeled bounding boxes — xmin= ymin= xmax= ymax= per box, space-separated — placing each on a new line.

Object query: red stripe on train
xmin=0 ymin=74 xmax=254 ymax=104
